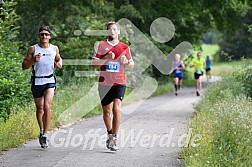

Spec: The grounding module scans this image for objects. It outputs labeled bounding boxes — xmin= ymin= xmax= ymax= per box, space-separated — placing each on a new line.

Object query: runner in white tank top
xmin=22 ymin=25 xmax=62 ymax=148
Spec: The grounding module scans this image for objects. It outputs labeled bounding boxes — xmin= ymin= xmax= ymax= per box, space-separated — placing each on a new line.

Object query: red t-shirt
xmin=93 ymin=40 xmax=132 ymax=86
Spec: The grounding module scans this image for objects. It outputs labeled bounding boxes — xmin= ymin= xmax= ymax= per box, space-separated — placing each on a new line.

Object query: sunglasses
xmin=40 ymin=33 xmax=50 ymax=36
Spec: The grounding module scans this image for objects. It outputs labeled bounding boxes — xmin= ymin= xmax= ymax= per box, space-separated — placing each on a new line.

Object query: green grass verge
xmin=181 ymin=73 xmax=252 ymax=166
xmin=0 ymin=106 xmax=38 ymax=151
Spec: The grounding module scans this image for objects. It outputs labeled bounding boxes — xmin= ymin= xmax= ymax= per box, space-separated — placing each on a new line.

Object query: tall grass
xmin=0 ymin=106 xmax=38 ymax=151
xmin=181 ymin=60 xmax=252 ymax=166
xmin=50 ymin=78 xmax=102 ymax=127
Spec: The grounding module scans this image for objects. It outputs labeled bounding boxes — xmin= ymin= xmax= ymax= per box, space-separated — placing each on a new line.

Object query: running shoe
xmin=196 ymin=91 xmax=200 ymax=96
xmin=41 ymin=136 xmax=49 ymax=149
xmin=106 ymin=134 xmax=113 ymax=149
xmin=110 ymin=135 xmax=119 ymax=151
xmin=38 ymin=134 xmax=43 ymax=146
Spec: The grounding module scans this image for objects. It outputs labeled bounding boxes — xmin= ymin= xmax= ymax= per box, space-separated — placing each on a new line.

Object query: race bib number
xmin=106 ymin=61 xmax=120 ymax=72
xmin=175 ymin=70 xmax=181 ymax=74
xmin=196 ymin=70 xmax=202 ymax=75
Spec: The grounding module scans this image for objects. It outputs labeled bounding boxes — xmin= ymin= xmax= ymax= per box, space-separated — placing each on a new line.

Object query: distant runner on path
xmin=168 ymin=54 xmax=185 ymax=96
xmin=205 ymin=54 xmax=212 ymax=82
xmin=190 ymin=52 xmax=205 ymax=96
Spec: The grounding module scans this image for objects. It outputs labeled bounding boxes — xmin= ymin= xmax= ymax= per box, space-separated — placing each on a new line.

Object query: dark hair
xmin=39 ymin=25 xmax=50 ymax=34
xmin=106 ymin=21 xmax=120 ymax=30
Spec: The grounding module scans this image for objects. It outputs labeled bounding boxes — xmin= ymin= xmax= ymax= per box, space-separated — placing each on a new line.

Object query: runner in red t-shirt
xmin=92 ymin=21 xmax=134 ymax=151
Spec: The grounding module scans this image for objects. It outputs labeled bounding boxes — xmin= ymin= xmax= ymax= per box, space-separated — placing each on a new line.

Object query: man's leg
xmin=112 ymin=99 xmax=122 ymax=135
xmin=34 ymin=97 xmax=44 ymax=147
xmin=108 ymin=98 xmax=122 ymax=151
xmin=102 ymin=104 xmax=112 ymax=133
xmin=98 ymin=85 xmax=115 ymax=149
xmin=43 ymin=88 xmax=55 ymax=135
xmin=102 ymin=104 xmax=114 ymax=150
xmin=99 ymin=85 xmax=113 ymax=132
xmin=34 ymin=97 xmax=44 ymax=133
xmin=36 ymin=88 xmax=54 ymax=148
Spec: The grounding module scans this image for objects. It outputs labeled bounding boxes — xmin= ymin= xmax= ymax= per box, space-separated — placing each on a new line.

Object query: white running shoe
xmin=106 ymin=134 xmax=113 ymax=149
xmin=110 ymin=135 xmax=119 ymax=151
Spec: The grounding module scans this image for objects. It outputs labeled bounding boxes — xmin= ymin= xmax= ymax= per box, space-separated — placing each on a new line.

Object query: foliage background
xmin=0 ymin=0 xmax=251 ymax=119
xmin=1 ymin=0 xmax=252 ymax=153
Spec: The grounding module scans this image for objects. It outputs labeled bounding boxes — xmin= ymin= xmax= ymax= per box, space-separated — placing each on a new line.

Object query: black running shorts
xmin=194 ymin=70 xmax=204 ymax=79
xmin=31 ymin=83 xmax=56 ymax=98
xmin=98 ymin=84 xmax=126 ymax=106
xmin=205 ymin=68 xmax=211 ymax=72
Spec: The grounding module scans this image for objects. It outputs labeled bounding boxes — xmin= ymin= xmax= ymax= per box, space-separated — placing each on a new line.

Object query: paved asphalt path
xmin=0 ymin=77 xmax=220 ymax=167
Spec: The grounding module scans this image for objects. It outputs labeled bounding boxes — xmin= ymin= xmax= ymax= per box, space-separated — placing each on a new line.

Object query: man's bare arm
xmin=54 ymin=47 xmax=62 ymax=69
xmin=22 ymin=46 xmax=36 ymax=70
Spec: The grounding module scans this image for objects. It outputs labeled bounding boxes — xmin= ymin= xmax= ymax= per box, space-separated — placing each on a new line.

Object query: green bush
xmin=0 ymin=55 xmax=31 ymax=120
xmin=0 ymin=1 xmax=31 ymax=120
xmin=233 ymin=59 xmax=252 ymax=98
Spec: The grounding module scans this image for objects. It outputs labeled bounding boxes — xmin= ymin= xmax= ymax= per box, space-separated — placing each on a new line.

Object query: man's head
xmin=197 ymin=52 xmax=202 ymax=59
xmin=38 ymin=25 xmax=51 ymax=42
xmin=106 ymin=21 xmax=120 ymax=40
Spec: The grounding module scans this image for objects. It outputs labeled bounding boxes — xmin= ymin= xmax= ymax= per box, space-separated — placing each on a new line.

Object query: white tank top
xmin=32 ymin=44 xmax=56 ymax=85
